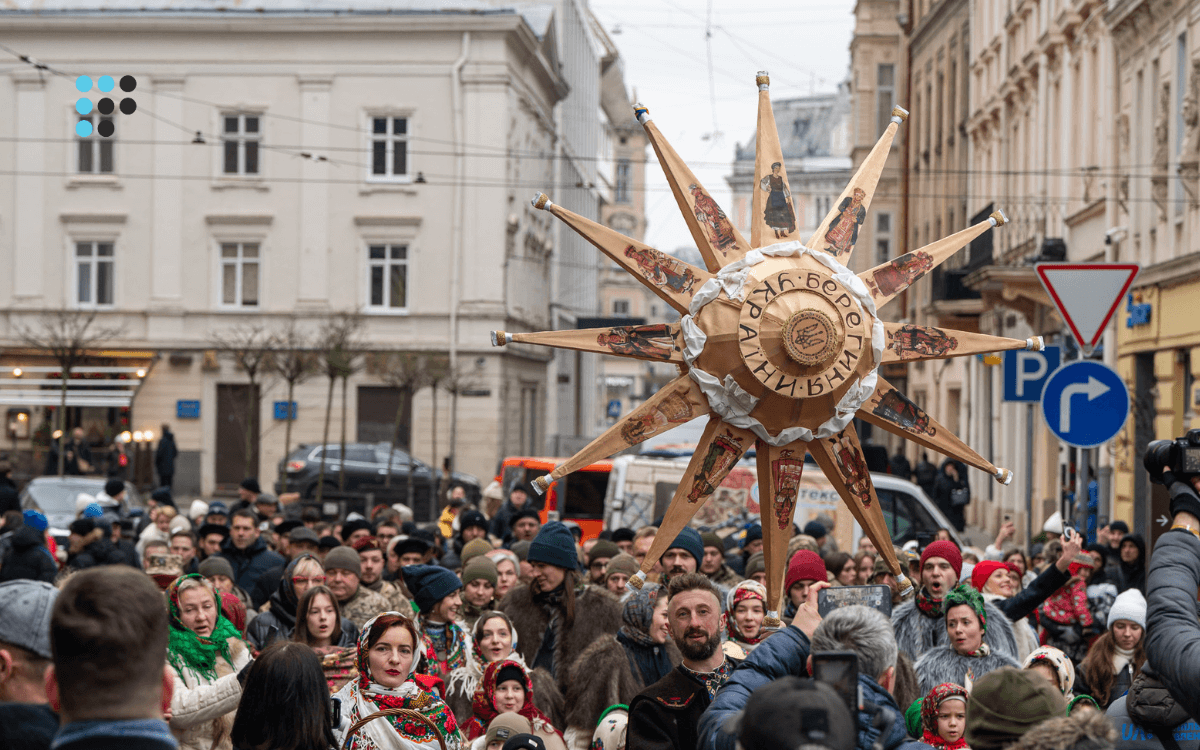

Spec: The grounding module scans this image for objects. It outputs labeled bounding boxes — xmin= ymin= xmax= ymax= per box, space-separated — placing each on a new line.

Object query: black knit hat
xmin=510 ymin=507 xmax=541 ymax=526
xmin=495 ymin=664 xmax=527 ymax=690
xmin=459 ymin=510 xmax=488 ymax=534
xmin=611 ymin=528 xmax=636 ymax=544
xmin=240 ymin=477 xmax=261 ymax=494
xmin=526 ymin=522 xmax=578 ymax=571
xmin=341 ymin=518 xmax=375 ymax=542
xmin=197 ymin=523 xmax=230 ymax=541
xmin=666 ymin=526 xmax=704 ymax=567
xmin=104 ymin=478 xmax=125 ymax=498
xmin=68 ymin=518 xmax=96 ymax=536
xmin=402 ymin=565 xmax=463 ymax=613
xmin=502 ymin=735 xmax=545 ymax=750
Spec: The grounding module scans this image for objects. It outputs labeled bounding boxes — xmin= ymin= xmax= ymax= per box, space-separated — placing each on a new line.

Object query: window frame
xmin=365 ymin=112 xmax=412 ymax=184
xmin=877 ymin=63 xmax=897 ymax=137
xmin=216 ymin=240 xmax=263 ymax=309
xmin=73 ymin=240 xmax=116 ymax=309
xmin=219 ymin=111 xmax=263 ymax=178
xmin=364 ymin=242 xmax=411 ymax=314
xmin=612 ymin=298 xmax=631 ymax=316
xmin=614 ymin=159 xmax=631 ymax=203
xmin=75 ymin=113 xmax=115 ymax=175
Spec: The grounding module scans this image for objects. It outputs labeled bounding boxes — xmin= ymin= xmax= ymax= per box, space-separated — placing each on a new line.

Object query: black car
xmin=276 ymin=442 xmax=480 ymax=502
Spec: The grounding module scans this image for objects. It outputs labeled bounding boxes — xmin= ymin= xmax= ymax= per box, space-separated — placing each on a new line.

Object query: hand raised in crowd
xmin=1055 ymin=531 xmax=1083 ymax=573
xmin=791 ymin=580 xmax=830 ymax=639
xmin=993 ymin=520 xmax=1015 ymax=549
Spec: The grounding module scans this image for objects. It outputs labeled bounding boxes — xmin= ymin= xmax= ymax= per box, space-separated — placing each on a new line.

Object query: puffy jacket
xmin=0 ymin=525 xmax=57 ymax=583
xmin=1145 ymin=529 xmax=1200 ymax=723
xmin=698 ymin=626 xmax=922 ymax=750
xmin=1107 ymin=696 xmax=1200 ymax=750
xmin=168 ymin=637 xmax=250 ymax=750
xmin=216 ymin=536 xmax=284 ymax=592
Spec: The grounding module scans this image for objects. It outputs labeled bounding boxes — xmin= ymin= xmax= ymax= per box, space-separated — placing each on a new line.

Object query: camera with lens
xmin=1144 ymin=429 xmax=1200 ymax=485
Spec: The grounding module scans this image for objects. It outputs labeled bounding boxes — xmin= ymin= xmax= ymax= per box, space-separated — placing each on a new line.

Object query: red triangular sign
xmin=1035 ymin=263 xmax=1139 ymax=350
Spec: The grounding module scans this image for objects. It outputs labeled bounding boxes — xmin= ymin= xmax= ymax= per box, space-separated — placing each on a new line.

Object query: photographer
xmin=698 ymin=581 xmax=924 ymax=750
xmin=1143 ymin=431 xmax=1200 ymax=722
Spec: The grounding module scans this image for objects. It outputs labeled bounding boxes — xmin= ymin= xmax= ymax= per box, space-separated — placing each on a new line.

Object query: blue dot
xmin=75 ymin=98 xmax=93 ymax=115
xmin=98 ymin=75 xmax=115 ymax=92
xmin=75 ymin=75 xmax=92 ymax=92
xmin=76 ymin=120 xmax=93 ymax=137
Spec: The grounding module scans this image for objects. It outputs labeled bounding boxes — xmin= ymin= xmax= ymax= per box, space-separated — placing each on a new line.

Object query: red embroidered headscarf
xmin=463 ymin=659 xmax=561 ymax=742
xmin=920 ymin=683 xmax=969 ymax=750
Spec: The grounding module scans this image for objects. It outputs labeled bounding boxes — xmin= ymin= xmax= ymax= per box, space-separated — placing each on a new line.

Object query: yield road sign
xmin=1040 ymin=361 xmax=1129 ymax=448
xmin=1003 ymin=346 xmax=1061 ymax=402
xmin=1035 ymin=264 xmax=1139 ymax=351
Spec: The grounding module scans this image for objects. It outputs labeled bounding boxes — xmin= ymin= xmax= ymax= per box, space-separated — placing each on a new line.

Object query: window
xmin=222 ymin=114 xmax=260 ymax=175
xmin=876 ymin=213 xmax=891 ymax=233
xmin=875 ymin=211 xmax=893 ymax=264
xmin=368 ymin=244 xmax=408 ymax=310
xmin=615 ymin=159 xmax=631 ymax=203
xmin=220 ymin=242 xmax=259 ymax=307
xmin=876 ymin=239 xmax=891 ymax=265
xmin=76 ymin=242 xmax=114 ymax=306
xmin=877 ymin=64 xmax=896 ymax=136
xmin=612 ymin=298 xmax=630 ymax=315
xmin=77 ymin=115 xmax=114 ymax=174
xmin=371 ymin=117 xmax=408 ymax=178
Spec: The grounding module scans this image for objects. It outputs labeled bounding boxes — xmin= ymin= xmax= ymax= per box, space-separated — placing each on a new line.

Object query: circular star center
xmin=782 ymin=309 xmax=841 ymax=366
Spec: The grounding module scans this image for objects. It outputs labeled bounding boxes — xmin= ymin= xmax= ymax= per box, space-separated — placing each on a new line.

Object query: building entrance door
xmin=215 ymin=384 xmax=259 ymax=492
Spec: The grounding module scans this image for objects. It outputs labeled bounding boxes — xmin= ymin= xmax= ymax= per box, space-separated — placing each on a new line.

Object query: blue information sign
xmin=273 ymin=401 xmax=298 ymax=420
xmin=1040 ymin=361 xmax=1129 ymax=448
xmin=1003 ymin=346 xmax=1061 ymax=402
xmin=176 ymin=400 xmax=200 ymax=419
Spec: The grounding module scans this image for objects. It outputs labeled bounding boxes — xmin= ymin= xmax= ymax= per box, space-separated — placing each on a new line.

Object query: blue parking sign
xmin=1040 ymin=361 xmax=1129 ymax=448
xmin=1003 ymin=347 xmax=1061 ymax=402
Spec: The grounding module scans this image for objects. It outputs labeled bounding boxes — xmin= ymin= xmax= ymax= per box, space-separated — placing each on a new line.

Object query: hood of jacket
xmin=12 ymin=524 xmax=45 ymax=551
xmin=858 ymin=673 xmax=908 ymax=750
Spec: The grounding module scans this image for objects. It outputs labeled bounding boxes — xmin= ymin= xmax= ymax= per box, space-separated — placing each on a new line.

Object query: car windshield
xmin=24 ymin=482 xmax=115 ymax=514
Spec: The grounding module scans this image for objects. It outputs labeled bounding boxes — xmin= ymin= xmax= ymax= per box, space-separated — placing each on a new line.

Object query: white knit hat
xmin=1107 ymin=588 xmax=1147 ymax=630
xmin=1043 ymin=511 xmax=1064 ymax=535
xmin=188 ymin=499 xmax=209 ymax=521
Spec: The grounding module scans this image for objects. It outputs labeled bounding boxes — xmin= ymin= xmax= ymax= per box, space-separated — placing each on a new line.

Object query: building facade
xmin=0 ymin=0 xmax=625 ymax=503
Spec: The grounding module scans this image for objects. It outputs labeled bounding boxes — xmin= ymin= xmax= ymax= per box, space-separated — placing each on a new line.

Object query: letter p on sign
xmin=1003 ymin=346 xmax=1061 ymax=402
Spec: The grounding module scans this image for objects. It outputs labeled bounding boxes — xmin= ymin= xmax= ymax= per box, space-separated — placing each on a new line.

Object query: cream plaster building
xmin=0 ymin=0 xmax=629 ymax=509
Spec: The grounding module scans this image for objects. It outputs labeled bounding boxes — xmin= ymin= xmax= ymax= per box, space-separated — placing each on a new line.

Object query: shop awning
xmin=0 ymin=366 xmax=146 ymax=407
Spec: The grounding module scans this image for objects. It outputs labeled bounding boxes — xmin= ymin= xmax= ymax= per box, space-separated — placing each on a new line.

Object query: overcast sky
xmin=590 ymin=0 xmax=856 ymax=255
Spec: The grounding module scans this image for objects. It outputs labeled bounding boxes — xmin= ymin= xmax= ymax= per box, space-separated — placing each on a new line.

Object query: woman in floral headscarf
xmin=914 ymin=584 xmax=1019 ymax=694
xmin=918 ymin=683 xmax=969 ymax=750
xmin=724 ymin=580 xmax=768 ymax=654
xmin=165 ymin=574 xmax=251 ymax=750
xmin=333 ymin=611 xmax=465 ymax=750
xmin=464 ymin=660 xmax=565 ymax=750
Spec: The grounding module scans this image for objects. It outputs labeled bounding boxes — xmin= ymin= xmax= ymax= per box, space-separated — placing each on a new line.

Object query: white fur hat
xmin=1043 ymin=511 xmax=1064 ymax=535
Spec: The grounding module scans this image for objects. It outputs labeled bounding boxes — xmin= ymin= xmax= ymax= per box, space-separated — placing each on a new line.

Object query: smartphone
xmin=1003 ymin=514 xmax=1011 ymax=523
xmin=817 ymin=584 xmax=893 ymax=618
xmin=811 ymin=651 xmax=859 ymax=712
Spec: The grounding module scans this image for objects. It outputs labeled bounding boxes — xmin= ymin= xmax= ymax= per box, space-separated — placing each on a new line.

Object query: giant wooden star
xmin=492 ymin=72 xmax=1039 ymax=624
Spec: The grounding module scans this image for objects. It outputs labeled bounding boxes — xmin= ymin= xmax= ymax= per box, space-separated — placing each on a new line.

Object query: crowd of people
xmin=0 ymin=470 xmax=1198 ymax=750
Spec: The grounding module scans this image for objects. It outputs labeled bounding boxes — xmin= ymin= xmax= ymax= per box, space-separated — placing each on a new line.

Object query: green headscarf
xmin=166 ymin=573 xmax=243 ymax=680
xmin=943 ymin=583 xmax=987 ymax=633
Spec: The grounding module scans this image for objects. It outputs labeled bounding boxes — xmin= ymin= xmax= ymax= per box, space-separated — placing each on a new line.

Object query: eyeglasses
xmin=292 ymin=576 xmax=326 ymax=585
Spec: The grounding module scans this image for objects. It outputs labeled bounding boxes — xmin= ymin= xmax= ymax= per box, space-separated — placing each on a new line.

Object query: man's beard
xmin=676 ymin=627 xmax=720 ymax=661
xmin=661 ymin=565 xmax=688 ymax=585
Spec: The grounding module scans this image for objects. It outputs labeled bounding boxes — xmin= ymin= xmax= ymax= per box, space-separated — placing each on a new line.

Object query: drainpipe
xmin=448 ymin=32 xmax=470 ymax=479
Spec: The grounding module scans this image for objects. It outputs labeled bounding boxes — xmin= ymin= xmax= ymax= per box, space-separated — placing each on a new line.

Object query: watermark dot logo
xmin=75 ymin=74 xmax=137 ymax=137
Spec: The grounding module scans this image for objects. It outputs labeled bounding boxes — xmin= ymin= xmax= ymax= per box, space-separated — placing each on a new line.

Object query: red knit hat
xmin=919 ymin=540 xmax=963 ymax=579
xmin=786 ymin=550 xmax=827 ymax=593
xmin=971 ymin=560 xmax=1008 ymax=592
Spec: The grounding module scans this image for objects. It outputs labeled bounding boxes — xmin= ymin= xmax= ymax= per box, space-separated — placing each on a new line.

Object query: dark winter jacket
xmin=1117 ymin=533 xmax=1148 ymax=594
xmin=1145 ymin=529 xmax=1200 ymax=723
xmin=1108 ymin=696 xmax=1200 ymax=750
xmin=67 ymin=530 xmax=126 ymax=570
xmin=52 ymin=718 xmax=176 ymax=750
xmin=698 ymin=625 xmax=918 ymax=750
xmin=217 ymin=535 xmax=285 ymax=592
xmin=993 ymin=563 xmax=1071 ymax=622
xmin=0 ymin=702 xmax=58 ymax=750
xmin=155 ymin=432 xmax=178 ymax=478
xmin=499 ymin=580 xmax=622 ymax=722
xmin=932 ymin=461 xmax=969 ymax=531
xmin=0 ymin=475 xmax=19 ymax=515
xmin=630 ymin=661 xmax=736 ymax=750
xmin=0 ymin=525 xmax=57 ymax=583
xmin=488 ymin=499 xmax=527 ymax=544
xmin=246 ymin=594 xmax=356 ymax=651
xmin=892 ymin=593 xmax=1019 ymax=662
xmin=1075 ymin=661 xmax=1136 ymax=709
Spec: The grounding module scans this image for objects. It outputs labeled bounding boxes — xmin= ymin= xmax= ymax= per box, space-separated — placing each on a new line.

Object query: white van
xmin=604 ymin=452 xmax=964 ymax=550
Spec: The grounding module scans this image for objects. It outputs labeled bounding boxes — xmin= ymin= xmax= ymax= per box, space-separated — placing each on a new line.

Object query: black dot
xmin=98 ymin=119 xmax=115 ymax=137
xmin=120 ymin=98 xmax=137 ymax=115
xmin=98 ymin=97 xmax=115 ymax=115
xmin=120 ymin=75 xmax=137 ymax=92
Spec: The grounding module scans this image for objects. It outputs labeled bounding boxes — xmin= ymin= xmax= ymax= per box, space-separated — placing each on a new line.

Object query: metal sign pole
xmin=1025 ymin=403 xmax=1034 ymax=546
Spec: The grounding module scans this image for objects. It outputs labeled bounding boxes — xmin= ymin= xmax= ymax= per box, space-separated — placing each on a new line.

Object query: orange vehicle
xmin=496 ymin=456 xmax=612 ymax=541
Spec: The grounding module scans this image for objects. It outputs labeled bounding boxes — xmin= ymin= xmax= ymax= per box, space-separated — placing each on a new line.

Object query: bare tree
xmin=373 ymin=352 xmax=428 ymax=503
xmin=442 ymin=360 xmax=480 ymax=497
xmin=208 ymin=324 xmax=277 ymax=480
xmin=314 ymin=313 xmax=363 ymax=503
xmin=267 ymin=317 xmax=318 ymax=492
xmin=424 ymin=356 xmax=450 ymax=517
xmin=15 ymin=310 xmax=124 ymax=477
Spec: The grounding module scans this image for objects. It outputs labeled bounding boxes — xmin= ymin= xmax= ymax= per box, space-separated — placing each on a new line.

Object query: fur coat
xmin=982 ymin=591 xmax=1039 ymax=662
xmin=562 ymin=633 xmax=681 ymax=734
xmin=913 ymin=643 xmax=1020 ymax=695
xmin=892 ymin=595 xmax=1019 ymax=662
xmin=499 ymin=582 xmax=622 ymax=724
xmin=168 ymin=637 xmax=250 ymax=750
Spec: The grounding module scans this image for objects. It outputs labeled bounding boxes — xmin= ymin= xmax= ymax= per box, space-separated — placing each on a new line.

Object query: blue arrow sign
xmin=1040 ymin=361 xmax=1129 ymax=448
